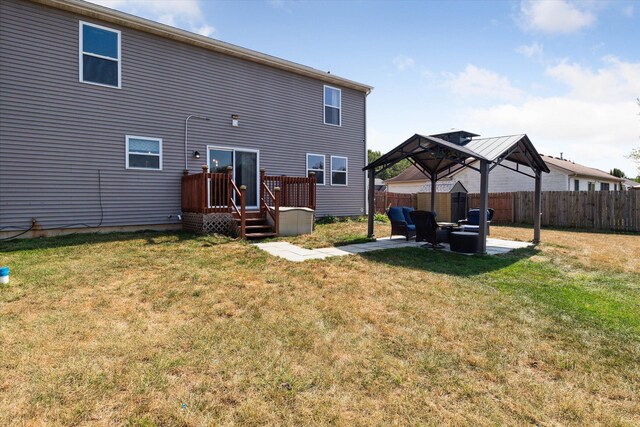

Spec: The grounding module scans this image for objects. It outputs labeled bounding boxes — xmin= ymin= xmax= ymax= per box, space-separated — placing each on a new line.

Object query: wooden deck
xmin=181 ymin=166 xmax=316 ymax=238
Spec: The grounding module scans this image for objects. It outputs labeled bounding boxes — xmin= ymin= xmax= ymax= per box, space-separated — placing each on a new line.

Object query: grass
xmin=1 ymin=224 xmax=639 ymax=425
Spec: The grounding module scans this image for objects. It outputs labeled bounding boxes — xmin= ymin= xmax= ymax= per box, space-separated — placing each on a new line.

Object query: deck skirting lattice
xmin=182 ymin=212 xmax=238 ymax=237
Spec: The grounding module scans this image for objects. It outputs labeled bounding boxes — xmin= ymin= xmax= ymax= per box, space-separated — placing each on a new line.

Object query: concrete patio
xmin=255 ymin=236 xmax=532 ymax=262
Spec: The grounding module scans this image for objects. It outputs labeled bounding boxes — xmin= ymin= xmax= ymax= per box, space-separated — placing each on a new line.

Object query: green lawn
xmin=1 ymin=224 xmax=639 ymax=426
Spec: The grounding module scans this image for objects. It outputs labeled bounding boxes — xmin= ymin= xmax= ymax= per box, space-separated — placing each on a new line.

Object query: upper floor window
xmin=324 ymin=86 xmax=341 ymax=126
xmin=306 ymin=153 xmax=325 ymax=185
xmin=126 ymin=136 xmax=162 ymax=170
xmin=80 ymin=21 xmax=121 ymax=88
xmin=331 ymin=156 xmax=348 ymax=186
xmin=600 ymin=183 xmax=610 ymax=191
xmin=588 ymin=182 xmax=595 ymax=192
xmin=574 ymin=179 xmax=579 ymax=191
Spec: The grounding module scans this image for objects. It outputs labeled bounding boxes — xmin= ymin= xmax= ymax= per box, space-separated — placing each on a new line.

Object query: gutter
xmin=31 ymin=0 xmax=374 ymax=94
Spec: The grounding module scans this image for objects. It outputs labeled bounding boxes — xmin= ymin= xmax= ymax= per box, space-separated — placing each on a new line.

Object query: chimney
xmin=560 ymin=152 xmax=563 ymax=160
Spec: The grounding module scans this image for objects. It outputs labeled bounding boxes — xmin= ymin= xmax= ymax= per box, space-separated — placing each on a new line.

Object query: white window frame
xmin=330 ymin=155 xmax=348 ymax=186
xmin=79 ymin=21 xmax=122 ymax=89
xmin=206 ymin=145 xmax=260 ymax=208
xmin=306 ymin=153 xmax=325 ymax=185
xmin=126 ymin=135 xmax=162 ymax=171
xmin=323 ymin=85 xmax=341 ymax=127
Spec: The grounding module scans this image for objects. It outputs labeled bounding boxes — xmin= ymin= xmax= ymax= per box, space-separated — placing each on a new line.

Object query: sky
xmin=90 ymin=0 xmax=640 ymax=177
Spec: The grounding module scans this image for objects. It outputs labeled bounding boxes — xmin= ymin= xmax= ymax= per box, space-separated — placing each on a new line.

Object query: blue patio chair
xmin=387 ymin=206 xmax=416 ymax=240
xmin=458 ymin=208 xmax=495 ymax=234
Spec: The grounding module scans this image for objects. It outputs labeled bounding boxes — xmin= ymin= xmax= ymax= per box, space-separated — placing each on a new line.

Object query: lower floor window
xmin=307 ymin=153 xmax=325 ymax=185
xmin=331 ymin=156 xmax=348 ymax=185
xmin=126 ymin=135 xmax=162 ymax=170
xmin=601 ymin=183 xmax=610 ymax=191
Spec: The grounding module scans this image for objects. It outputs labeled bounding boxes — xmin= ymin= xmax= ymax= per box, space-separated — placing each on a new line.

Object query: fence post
xmin=226 ymin=165 xmax=233 ymax=214
xmin=201 ymin=164 xmax=209 ymax=213
xmin=240 ymin=185 xmax=246 ymax=239
xmin=274 ymin=187 xmax=280 ymax=236
xmin=308 ymin=172 xmax=315 ymax=209
xmin=260 ymin=168 xmax=266 ymax=216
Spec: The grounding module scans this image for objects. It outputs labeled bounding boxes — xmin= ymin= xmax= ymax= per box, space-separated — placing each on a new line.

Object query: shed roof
xmin=417 ymin=180 xmax=468 ymax=194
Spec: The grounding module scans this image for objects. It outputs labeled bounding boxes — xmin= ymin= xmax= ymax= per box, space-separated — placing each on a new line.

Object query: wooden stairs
xmin=235 ymin=211 xmax=276 ymax=239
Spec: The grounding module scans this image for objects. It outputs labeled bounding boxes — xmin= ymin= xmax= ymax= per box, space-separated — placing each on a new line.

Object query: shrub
xmin=374 ymin=213 xmax=389 ymax=223
xmin=316 ymin=215 xmax=338 ymax=224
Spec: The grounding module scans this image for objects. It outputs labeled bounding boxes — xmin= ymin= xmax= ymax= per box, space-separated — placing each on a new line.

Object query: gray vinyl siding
xmin=0 ymin=0 xmax=367 ymax=230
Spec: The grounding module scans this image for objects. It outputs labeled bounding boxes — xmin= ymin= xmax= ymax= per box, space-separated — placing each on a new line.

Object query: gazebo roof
xmin=364 ymin=132 xmax=550 ymax=178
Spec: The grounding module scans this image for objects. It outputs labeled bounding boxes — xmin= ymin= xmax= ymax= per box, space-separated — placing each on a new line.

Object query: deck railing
xmin=262 ymin=172 xmax=316 ymax=210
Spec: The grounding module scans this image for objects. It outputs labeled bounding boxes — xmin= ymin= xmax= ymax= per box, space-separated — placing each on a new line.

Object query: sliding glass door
xmin=208 ymin=147 xmax=259 ymax=208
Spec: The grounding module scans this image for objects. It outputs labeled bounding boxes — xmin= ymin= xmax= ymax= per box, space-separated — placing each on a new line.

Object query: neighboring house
xmin=374 ymin=178 xmax=386 ymax=192
xmin=386 ymin=142 xmax=624 ymax=194
xmin=0 ymin=0 xmax=372 ymax=236
xmin=451 ymin=155 xmax=625 ymax=193
xmin=622 ymin=178 xmax=640 ymax=191
xmin=384 ymin=166 xmax=432 ymax=193
xmin=386 ymin=165 xmax=467 ymax=194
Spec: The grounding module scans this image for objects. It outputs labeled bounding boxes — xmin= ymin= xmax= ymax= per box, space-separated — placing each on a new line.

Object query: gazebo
xmin=363 ymin=131 xmax=550 ymax=254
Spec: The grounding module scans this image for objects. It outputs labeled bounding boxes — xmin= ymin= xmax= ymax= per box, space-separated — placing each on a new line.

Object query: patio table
xmin=437 ymin=222 xmax=461 ymax=244
xmin=450 ymin=231 xmax=480 ymax=253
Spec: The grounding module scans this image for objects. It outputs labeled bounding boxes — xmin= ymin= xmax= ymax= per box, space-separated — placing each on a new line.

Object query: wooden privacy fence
xmin=468 ymin=191 xmax=640 ymax=232
xmin=374 ymin=192 xmax=417 ymax=213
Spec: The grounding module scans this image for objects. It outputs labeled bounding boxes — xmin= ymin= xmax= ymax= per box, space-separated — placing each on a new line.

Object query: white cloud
xmin=444 ymin=65 xmax=524 ymax=101
xmin=519 ymin=0 xmax=596 ymax=34
xmin=464 ymin=58 xmax=640 ymax=176
xmin=393 ymin=55 xmax=415 ymax=71
xmin=88 ymin=0 xmax=215 ymax=37
xmin=195 ymin=25 xmax=216 ymax=38
xmin=516 ymin=42 xmax=543 ymax=59
xmin=546 ymin=57 xmax=640 ymax=103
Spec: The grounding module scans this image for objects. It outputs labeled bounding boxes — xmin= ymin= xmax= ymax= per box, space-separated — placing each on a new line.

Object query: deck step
xmin=245 ymin=232 xmax=277 ymax=239
xmin=245 ymin=224 xmax=272 ymax=231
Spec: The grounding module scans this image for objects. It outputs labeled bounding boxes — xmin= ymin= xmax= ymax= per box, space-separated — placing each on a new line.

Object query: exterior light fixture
xmin=184 ymin=114 xmax=211 ymax=172
xmin=194 ymin=150 xmax=200 ymax=159
xmin=231 ymin=114 xmax=239 ymax=127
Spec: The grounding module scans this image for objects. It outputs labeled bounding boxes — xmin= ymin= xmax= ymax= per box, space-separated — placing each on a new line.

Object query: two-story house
xmin=0 ymin=0 xmax=372 ymax=238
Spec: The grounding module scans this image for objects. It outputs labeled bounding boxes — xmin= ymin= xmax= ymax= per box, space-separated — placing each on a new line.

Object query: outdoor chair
xmin=458 ymin=208 xmax=495 ymax=234
xmin=410 ymin=210 xmax=448 ymax=249
xmin=387 ymin=206 xmax=416 ymax=241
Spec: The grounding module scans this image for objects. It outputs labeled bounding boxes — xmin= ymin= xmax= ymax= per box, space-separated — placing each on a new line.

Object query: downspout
xmin=184 ymin=114 xmax=211 ymax=172
xmin=363 ymin=89 xmax=370 ymax=215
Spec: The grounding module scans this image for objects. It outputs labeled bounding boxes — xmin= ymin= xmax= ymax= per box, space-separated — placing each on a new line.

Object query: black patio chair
xmin=410 ymin=210 xmax=448 ymax=249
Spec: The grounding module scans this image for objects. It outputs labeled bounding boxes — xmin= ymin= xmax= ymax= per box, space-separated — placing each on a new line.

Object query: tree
xmin=626 ymin=98 xmax=640 ymax=176
xmin=629 ymin=147 xmax=640 ymax=174
xmin=367 ymin=149 xmax=411 ymax=181
xmin=610 ymin=168 xmax=626 ymax=178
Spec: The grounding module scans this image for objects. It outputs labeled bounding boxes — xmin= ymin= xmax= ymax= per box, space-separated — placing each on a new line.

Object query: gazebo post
xmin=478 ymin=160 xmax=489 ymax=254
xmin=367 ymin=168 xmax=375 ymax=238
xmin=533 ymin=171 xmax=542 ymax=243
xmin=430 ymin=174 xmax=436 ymax=213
